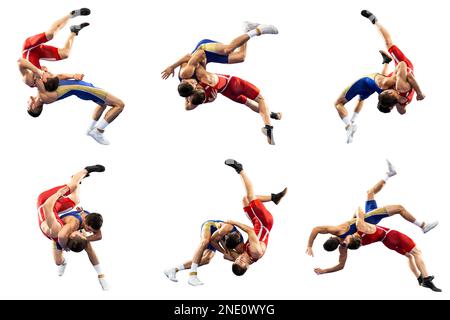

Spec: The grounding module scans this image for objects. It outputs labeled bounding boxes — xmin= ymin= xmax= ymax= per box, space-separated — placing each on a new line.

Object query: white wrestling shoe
xmin=98 ymin=276 xmax=110 ymax=291
xmin=257 ymin=24 xmax=279 ymax=35
xmin=188 ymin=276 xmax=204 ymax=287
xmin=244 ymin=21 xmax=260 ymax=32
xmin=164 ymin=268 xmax=178 ymax=282
xmin=422 ymin=221 xmax=439 ymax=234
xmin=88 ymin=129 xmax=110 ymax=145
xmin=386 ymin=159 xmax=397 ymax=178
xmin=346 ymin=124 xmax=357 ymax=144
xmin=86 ymin=125 xmax=96 ymax=135
xmin=57 ymin=260 xmax=67 ymax=277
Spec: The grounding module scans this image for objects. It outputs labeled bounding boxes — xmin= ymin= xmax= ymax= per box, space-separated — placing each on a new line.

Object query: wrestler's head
xmin=323 ymin=237 xmax=341 ymax=252
xmin=177 ymin=79 xmax=197 ymax=97
xmin=343 ymin=234 xmax=361 ymax=250
xmin=225 ymin=231 xmax=243 ymax=250
xmin=67 ymin=231 xmax=88 ymax=253
xmin=189 ymin=88 xmax=206 ymax=106
xmin=27 ymin=96 xmax=44 ymax=117
xmin=378 ymin=90 xmax=399 ymax=113
xmin=84 ymin=212 xmax=103 ymax=233
xmin=232 ymin=254 xmax=251 ymax=276
xmin=43 ymin=76 xmax=60 ymax=92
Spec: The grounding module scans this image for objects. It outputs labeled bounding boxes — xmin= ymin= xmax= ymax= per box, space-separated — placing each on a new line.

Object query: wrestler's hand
xmin=161 ymin=66 xmax=175 ymax=80
xmin=56 ymin=186 xmax=70 ymax=197
xmin=314 ymin=268 xmax=326 ymax=275
xmin=416 ymin=92 xmax=426 ymax=101
xmin=73 ymin=74 xmax=84 ymax=80
xmin=225 ymin=220 xmax=237 ymax=226
xmin=306 ymin=247 xmax=314 ymax=257
xmin=41 ymin=66 xmax=48 ymax=72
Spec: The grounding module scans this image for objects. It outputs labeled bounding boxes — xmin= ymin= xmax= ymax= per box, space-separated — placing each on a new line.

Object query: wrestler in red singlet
xmin=22 ymin=33 xmax=62 ymax=69
xmin=211 ymin=74 xmax=261 ymax=105
xmin=388 ymin=46 xmax=415 ymax=107
xmin=359 ymin=225 xmax=416 ymax=255
xmin=37 ymin=185 xmax=75 ymax=240
xmin=243 ymin=199 xmax=274 ymax=261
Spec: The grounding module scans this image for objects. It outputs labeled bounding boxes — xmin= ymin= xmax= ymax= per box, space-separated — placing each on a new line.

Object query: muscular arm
xmin=395 ymin=62 xmax=411 ymax=93
xmin=406 ymin=73 xmax=425 ymax=100
xmin=226 ymin=220 xmax=253 ymax=234
xmin=56 ymin=73 xmax=84 ymax=81
xmin=85 ymin=242 xmax=100 ymax=266
xmin=210 ymin=224 xmax=234 ymax=254
xmin=314 ymin=246 xmax=348 ymax=275
xmin=17 ymin=58 xmax=42 ymax=77
xmin=42 ymin=187 xmax=69 ymax=236
xmin=161 ymin=54 xmax=192 ymax=79
xmin=307 ymin=226 xmax=340 ymax=250
xmin=57 ymin=221 xmax=78 ymax=250
xmin=87 ymin=229 xmax=102 ymax=242
xmin=356 ymin=207 xmax=376 ymax=234
xmin=180 ymin=50 xmax=204 ymax=79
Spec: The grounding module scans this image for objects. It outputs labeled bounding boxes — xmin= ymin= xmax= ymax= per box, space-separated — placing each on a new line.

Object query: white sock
xmin=414 ymin=220 xmax=424 ymax=228
xmin=351 ymin=112 xmax=359 ymax=123
xmin=93 ymin=264 xmax=103 ymax=275
xmin=176 ymin=265 xmax=185 ymax=272
xmin=89 ymin=120 xmax=98 ymax=130
xmin=96 ymin=119 xmax=110 ymax=131
xmin=342 ymin=116 xmax=351 ymax=126
xmin=190 ymin=263 xmax=199 ymax=275
xmin=246 ymin=29 xmax=258 ymax=38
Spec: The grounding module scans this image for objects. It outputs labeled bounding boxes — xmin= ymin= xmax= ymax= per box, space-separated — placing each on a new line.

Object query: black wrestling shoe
xmin=361 ymin=10 xmax=377 ymax=24
xmin=262 ymin=125 xmax=275 ymax=145
xmin=71 ymin=8 xmax=91 ymax=17
xmin=225 ymin=159 xmax=243 ymax=174
xmin=380 ymin=50 xmax=392 ymax=64
xmin=85 ymin=164 xmax=105 ymax=177
xmin=70 ymin=23 xmax=90 ymax=35
xmin=417 ymin=275 xmax=424 ymax=286
xmin=422 ymin=276 xmax=442 ymax=292
xmin=271 ymin=187 xmax=288 ymax=205
xmin=270 ymin=112 xmax=282 ymax=120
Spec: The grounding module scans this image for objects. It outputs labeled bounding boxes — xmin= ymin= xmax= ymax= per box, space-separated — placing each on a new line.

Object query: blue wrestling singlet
xmin=201 ymin=220 xmax=244 ymax=251
xmin=192 ymin=39 xmax=229 ymax=64
xmin=343 ymin=74 xmax=383 ymax=101
xmin=56 ymin=80 xmax=108 ymax=105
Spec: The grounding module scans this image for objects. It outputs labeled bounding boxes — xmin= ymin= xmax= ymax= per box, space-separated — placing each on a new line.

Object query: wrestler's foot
xmin=98 ymin=275 xmax=110 ymax=291
xmin=88 ymin=129 xmax=110 ymax=145
xmin=361 ymin=10 xmax=377 ymax=24
xmin=271 ymin=187 xmax=288 ymax=205
xmin=386 ymin=159 xmax=397 ymax=178
xmin=71 ymin=8 xmax=91 ymax=18
xmin=270 ymin=112 xmax=282 ymax=120
xmin=225 ymin=159 xmax=243 ymax=174
xmin=262 ymin=125 xmax=275 ymax=145
xmin=70 ymin=23 xmax=90 ymax=36
xmin=164 ymin=268 xmax=178 ymax=282
xmin=380 ymin=50 xmax=392 ymax=64
xmin=422 ymin=276 xmax=442 ymax=292
xmin=84 ymin=164 xmax=105 ymax=177
xmin=346 ymin=124 xmax=357 ymax=144
xmin=422 ymin=221 xmax=439 ymax=234
xmin=188 ymin=275 xmax=204 ymax=287
xmin=417 ymin=275 xmax=424 ymax=286
xmin=57 ymin=259 xmax=67 ymax=277
xmin=256 ymin=24 xmax=279 ymax=35
xmin=244 ymin=21 xmax=260 ymax=32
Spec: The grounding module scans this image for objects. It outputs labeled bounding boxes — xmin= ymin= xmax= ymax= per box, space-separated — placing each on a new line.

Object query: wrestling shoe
xmin=88 ymin=129 xmax=110 ymax=145
xmin=422 ymin=221 xmax=439 ymax=233
xmin=361 ymin=10 xmax=377 ymax=24
xmin=244 ymin=21 xmax=260 ymax=32
xmin=271 ymin=187 xmax=288 ymax=205
xmin=164 ymin=268 xmax=178 ymax=282
xmin=71 ymin=8 xmax=91 ymax=17
xmin=70 ymin=23 xmax=90 ymax=36
xmin=57 ymin=260 xmax=67 ymax=277
xmin=386 ymin=159 xmax=397 ymax=178
xmin=270 ymin=112 xmax=282 ymax=120
xmin=225 ymin=159 xmax=243 ymax=174
xmin=262 ymin=125 xmax=275 ymax=145
xmin=422 ymin=276 xmax=442 ymax=292
xmin=98 ymin=276 xmax=110 ymax=291
xmin=380 ymin=50 xmax=392 ymax=64
xmin=188 ymin=275 xmax=204 ymax=287
xmin=256 ymin=24 xmax=279 ymax=35
xmin=84 ymin=164 xmax=105 ymax=177
xmin=346 ymin=124 xmax=357 ymax=144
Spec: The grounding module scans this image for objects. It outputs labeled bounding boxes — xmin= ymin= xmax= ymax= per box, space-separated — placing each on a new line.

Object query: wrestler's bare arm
xmin=314 ymin=246 xmax=348 ymax=275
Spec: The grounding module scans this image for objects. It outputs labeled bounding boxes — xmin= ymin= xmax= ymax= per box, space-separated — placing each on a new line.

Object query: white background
xmin=1 ymin=0 xmax=448 ymax=300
